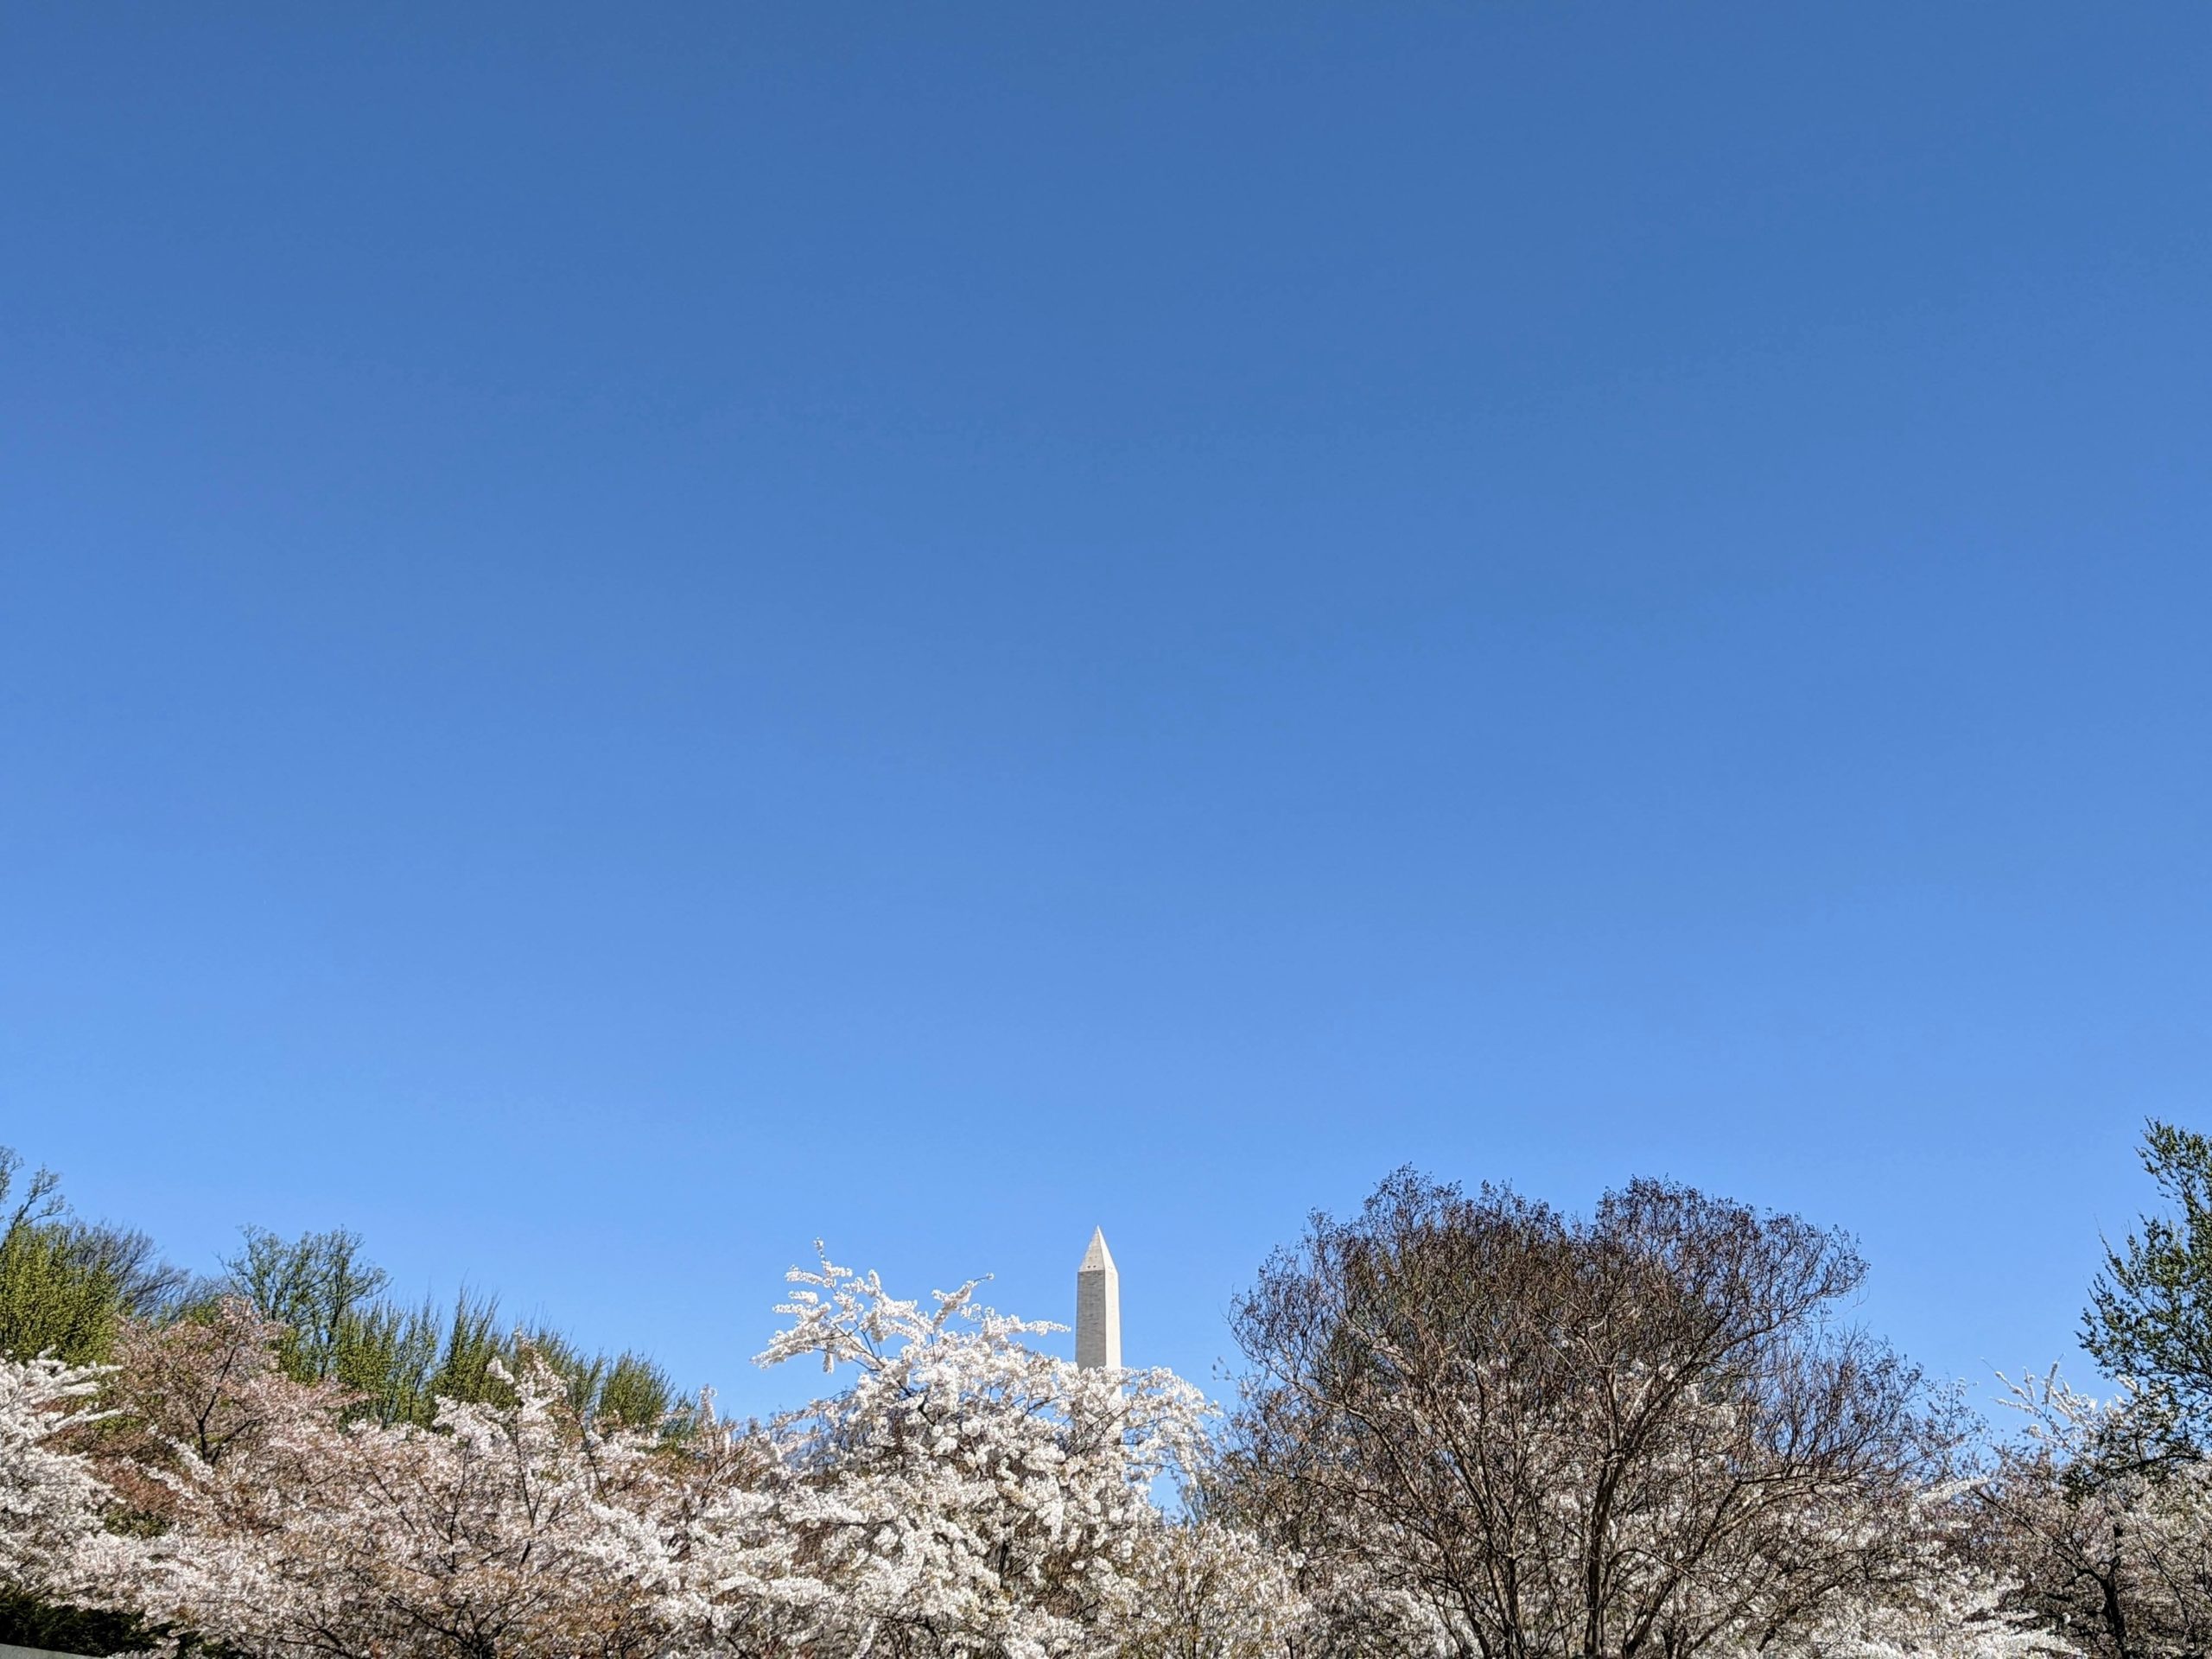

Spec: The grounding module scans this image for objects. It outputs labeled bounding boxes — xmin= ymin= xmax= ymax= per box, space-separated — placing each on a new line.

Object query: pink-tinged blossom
xmin=130 ymin=1335 xmax=704 ymax=1659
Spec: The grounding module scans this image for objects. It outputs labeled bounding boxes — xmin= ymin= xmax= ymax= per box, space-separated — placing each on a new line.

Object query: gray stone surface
xmin=1076 ymin=1226 xmax=1122 ymax=1370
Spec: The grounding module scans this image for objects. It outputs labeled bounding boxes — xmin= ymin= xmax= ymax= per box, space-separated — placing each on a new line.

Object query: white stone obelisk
xmin=1076 ymin=1227 xmax=1122 ymax=1370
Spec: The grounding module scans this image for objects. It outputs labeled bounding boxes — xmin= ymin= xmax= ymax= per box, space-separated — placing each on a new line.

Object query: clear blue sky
xmin=3 ymin=4 xmax=2208 ymax=1421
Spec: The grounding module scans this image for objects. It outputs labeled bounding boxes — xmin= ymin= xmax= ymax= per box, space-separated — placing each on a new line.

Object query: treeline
xmin=0 ymin=1147 xmax=679 ymax=1427
xmin=8 ymin=1127 xmax=2212 ymax=1658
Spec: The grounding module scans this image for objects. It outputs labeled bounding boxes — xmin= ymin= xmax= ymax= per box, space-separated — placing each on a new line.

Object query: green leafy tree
xmin=0 ymin=1224 xmax=118 ymax=1363
xmin=224 ymin=1224 xmax=678 ymax=1431
xmin=0 ymin=1148 xmax=185 ymax=1364
xmin=596 ymin=1351 xmax=675 ymax=1430
xmin=222 ymin=1225 xmax=389 ymax=1382
xmin=2083 ymin=1119 xmax=2212 ymax=1438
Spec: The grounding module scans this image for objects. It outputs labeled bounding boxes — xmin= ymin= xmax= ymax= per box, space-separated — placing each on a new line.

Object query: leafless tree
xmin=1213 ymin=1169 xmax=1974 ymax=1659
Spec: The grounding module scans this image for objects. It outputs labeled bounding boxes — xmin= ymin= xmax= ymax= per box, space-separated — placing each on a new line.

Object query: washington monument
xmin=1077 ymin=1227 xmax=1122 ymax=1370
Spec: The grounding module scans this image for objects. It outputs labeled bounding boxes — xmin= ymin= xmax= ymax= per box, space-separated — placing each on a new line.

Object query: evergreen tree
xmin=2083 ymin=1118 xmax=2212 ymax=1439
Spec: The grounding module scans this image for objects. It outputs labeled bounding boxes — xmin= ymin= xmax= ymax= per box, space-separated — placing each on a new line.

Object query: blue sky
xmin=3 ymin=4 xmax=2208 ymax=1421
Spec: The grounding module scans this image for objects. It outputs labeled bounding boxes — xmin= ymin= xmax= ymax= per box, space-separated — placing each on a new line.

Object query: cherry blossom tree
xmin=1977 ymin=1370 xmax=2212 ymax=1659
xmin=1218 ymin=1172 xmax=2001 ymax=1659
xmin=0 ymin=1350 xmax=134 ymax=1605
xmin=1112 ymin=1517 xmax=1311 ymax=1659
xmin=123 ymin=1309 xmax=702 ymax=1659
xmin=679 ymin=1250 xmax=1300 ymax=1659
xmin=1745 ymin=1495 xmax=2076 ymax=1659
